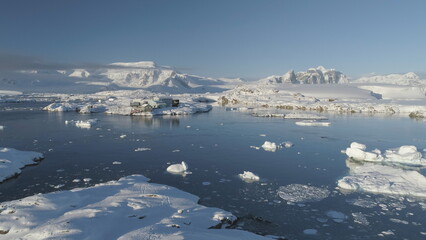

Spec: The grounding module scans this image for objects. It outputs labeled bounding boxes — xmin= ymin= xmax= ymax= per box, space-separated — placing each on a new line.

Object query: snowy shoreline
xmin=0 ymin=147 xmax=44 ymax=183
xmin=0 ymin=175 xmax=271 ymax=240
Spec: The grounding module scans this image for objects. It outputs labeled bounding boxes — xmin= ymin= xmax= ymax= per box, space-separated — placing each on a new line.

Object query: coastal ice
xmin=167 ymin=161 xmax=189 ymax=174
xmin=261 ymin=141 xmax=277 ymax=152
xmin=345 ymin=142 xmax=426 ymax=166
xmin=0 ymin=175 xmax=269 ymax=240
xmin=238 ymin=171 xmax=260 ymax=183
xmin=0 ymin=147 xmax=44 ymax=182
xmin=277 ymin=184 xmax=330 ymax=203
xmin=295 ymin=120 xmax=331 ymax=126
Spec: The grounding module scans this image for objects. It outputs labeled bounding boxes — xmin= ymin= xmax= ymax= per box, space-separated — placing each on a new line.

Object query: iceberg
xmin=345 ymin=142 xmax=426 ymax=166
xmin=166 ymin=161 xmax=189 ymax=175
xmin=261 ymin=141 xmax=277 ymax=152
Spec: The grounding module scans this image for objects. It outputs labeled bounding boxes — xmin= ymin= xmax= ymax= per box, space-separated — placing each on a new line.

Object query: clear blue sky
xmin=1 ymin=0 xmax=425 ymax=79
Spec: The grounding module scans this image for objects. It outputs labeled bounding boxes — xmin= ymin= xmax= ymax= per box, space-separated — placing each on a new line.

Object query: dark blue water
xmin=1 ymin=102 xmax=425 ymax=239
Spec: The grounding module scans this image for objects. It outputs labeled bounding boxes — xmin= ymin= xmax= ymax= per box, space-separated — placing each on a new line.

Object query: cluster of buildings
xmin=130 ymin=96 xmax=179 ymax=114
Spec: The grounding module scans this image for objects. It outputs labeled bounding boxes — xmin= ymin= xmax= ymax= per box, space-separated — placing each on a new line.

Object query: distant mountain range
xmin=0 ymin=62 xmax=424 ymax=94
xmin=260 ymin=66 xmax=349 ymax=85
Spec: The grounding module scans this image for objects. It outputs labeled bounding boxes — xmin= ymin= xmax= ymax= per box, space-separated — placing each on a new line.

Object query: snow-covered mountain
xmin=261 ymin=66 xmax=349 ymax=85
xmin=353 ymin=72 xmax=425 ymax=86
xmin=0 ymin=61 xmax=239 ymax=94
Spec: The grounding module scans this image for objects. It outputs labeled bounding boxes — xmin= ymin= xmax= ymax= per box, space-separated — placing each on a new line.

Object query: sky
xmin=1 ymin=0 xmax=426 ymax=79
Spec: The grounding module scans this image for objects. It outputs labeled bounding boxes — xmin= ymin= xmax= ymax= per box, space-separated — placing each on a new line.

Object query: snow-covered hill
xmin=353 ymin=72 xmax=425 ymax=86
xmin=102 ymin=61 xmax=231 ymax=93
xmin=261 ymin=66 xmax=348 ymax=85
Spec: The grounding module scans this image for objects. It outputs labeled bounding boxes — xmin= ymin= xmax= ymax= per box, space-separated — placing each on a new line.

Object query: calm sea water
xmin=1 ymin=102 xmax=425 ymax=239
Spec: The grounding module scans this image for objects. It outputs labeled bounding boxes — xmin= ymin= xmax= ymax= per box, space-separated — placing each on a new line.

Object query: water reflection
xmin=131 ymin=115 xmax=181 ymax=128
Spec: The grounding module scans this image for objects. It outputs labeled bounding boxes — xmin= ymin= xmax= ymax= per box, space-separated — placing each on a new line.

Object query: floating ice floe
xmin=303 ymin=229 xmax=318 ymax=235
xmin=277 ymin=184 xmax=330 ymax=203
xmin=134 ymin=147 xmax=151 ymax=152
xmin=167 ymin=161 xmax=189 ymax=175
xmin=0 ymin=125 xmax=4 ymax=131
xmin=345 ymin=142 xmax=426 ymax=166
xmin=326 ymin=210 xmax=347 ymax=223
xmin=0 ymin=147 xmax=44 ymax=183
xmin=261 ymin=141 xmax=277 ymax=152
xmin=338 ymin=161 xmax=426 ymax=198
xmin=65 ymin=119 xmax=99 ymax=129
xmin=0 ymin=175 xmax=269 ymax=240
xmin=238 ymin=171 xmax=260 ymax=183
xmin=119 ymin=134 xmax=127 ymax=139
xmin=295 ymin=120 xmax=331 ymax=126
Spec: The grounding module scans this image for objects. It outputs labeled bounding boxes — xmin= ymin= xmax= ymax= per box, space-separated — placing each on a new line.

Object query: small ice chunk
xmin=281 ymin=141 xmax=294 ymax=148
xmin=167 ymin=161 xmax=189 ymax=174
xmin=53 ymin=184 xmax=65 ymax=189
xmin=259 ymin=134 xmax=266 ymax=137
xmin=0 ymin=125 xmax=4 ymax=130
xmin=172 ymin=149 xmax=180 ymax=153
xmin=112 ymin=161 xmax=122 ymax=165
xmin=72 ymin=179 xmax=81 ymax=183
xmin=83 ymin=178 xmax=92 ymax=182
xmin=250 ymin=146 xmax=260 ymax=150
xmin=202 ymin=182 xmax=211 ymax=186
xmin=238 ymin=171 xmax=260 ymax=183
xmin=303 ymin=229 xmax=318 ymax=235
xmin=380 ymin=230 xmax=395 ymax=236
xmin=262 ymin=141 xmax=277 ymax=152
xmin=120 ymin=135 xmax=127 ymax=139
